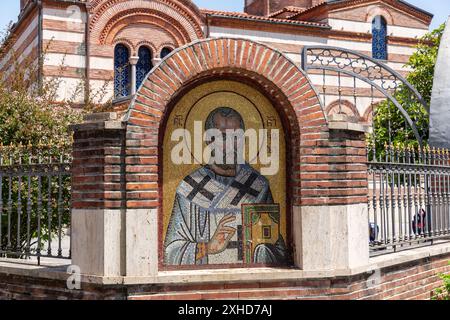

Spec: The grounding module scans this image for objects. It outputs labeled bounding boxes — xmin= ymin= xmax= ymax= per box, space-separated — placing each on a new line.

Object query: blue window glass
xmin=136 ymin=46 xmax=153 ymax=90
xmin=160 ymin=47 xmax=173 ymax=59
xmin=114 ymin=44 xmax=130 ymax=98
xmin=372 ymin=16 xmax=387 ymax=60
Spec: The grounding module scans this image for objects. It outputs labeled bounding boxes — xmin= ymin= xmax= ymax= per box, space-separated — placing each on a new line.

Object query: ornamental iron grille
xmin=301 ymin=46 xmax=429 ymax=151
xmin=114 ymin=44 xmax=131 ymax=98
xmin=372 ymin=16 xmax=388 ymax=60
xmin=0 ymin=144 xmax=72 ymax=265
xmin=301 ymin=46 xmax=449 ymax=256
xmin=136 ymin=46 xmax=153 ymax=90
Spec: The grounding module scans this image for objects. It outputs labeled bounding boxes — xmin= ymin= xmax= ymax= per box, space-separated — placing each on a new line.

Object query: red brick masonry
xmin=1 ymin=252 xmax=448 ymax=300
xmin=71 ymin=39 xmax=369 ymax=212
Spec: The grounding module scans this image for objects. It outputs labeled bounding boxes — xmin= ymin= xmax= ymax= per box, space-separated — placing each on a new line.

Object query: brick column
xmin=293 ymin=115 xmax=370 ymax=271
xmin=70 ymin=113 xmax=126 ymax=277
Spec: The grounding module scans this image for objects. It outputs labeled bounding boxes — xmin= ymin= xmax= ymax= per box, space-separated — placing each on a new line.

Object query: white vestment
xmin=164 ymin=164 xmax=287 ymax=265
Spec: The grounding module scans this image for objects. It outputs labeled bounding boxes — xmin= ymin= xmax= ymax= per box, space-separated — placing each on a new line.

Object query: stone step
xmin=127 ymin=286 xmax=350 ymax=300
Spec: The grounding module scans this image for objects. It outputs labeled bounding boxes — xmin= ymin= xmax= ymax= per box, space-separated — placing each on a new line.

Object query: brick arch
xmin=366 ymin=5 xmax=394 ymax=25
xmin=326 ymin=99 xmax=361 ymax=122
xmin=363 ymin=102 xmax=379 ymax=124
xmin=157 ymin=43 xmax=176 ymax=56
xmin=135 ymin=41 xmax=158 ymax=58
xmin=89 ymin=0 xmax=203 ymax=45
xmin=90 ymin=0 xmax=203 ymax=18
xmin=102 ymin=10 xmax=190 ymax=46
xmin=124 ymin=38 xmax=331 ymax=210
xmin=113 ymin=38 xmax=135 ymax=53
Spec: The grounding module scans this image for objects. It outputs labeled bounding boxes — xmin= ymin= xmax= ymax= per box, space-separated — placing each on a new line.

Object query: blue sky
xmin=0 ymin=0 xmax=448 ymax=32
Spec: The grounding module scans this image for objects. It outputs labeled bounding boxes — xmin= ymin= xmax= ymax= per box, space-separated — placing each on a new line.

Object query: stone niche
xmin=71 ymin=38 xmax=370 ymax=278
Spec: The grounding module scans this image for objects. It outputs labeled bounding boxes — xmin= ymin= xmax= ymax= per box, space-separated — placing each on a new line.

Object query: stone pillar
xmin=70 ymin=113 xmax=126 ymax=277
xmin=293 ymin=115 xmax=371 ymax=271
xmin=71 ymin=112 xmax=157 ymax=278
xmin=129 ymin=56 xmax=139 ymax=96
xmin=152 ymin=57 xmax=162 ymax=66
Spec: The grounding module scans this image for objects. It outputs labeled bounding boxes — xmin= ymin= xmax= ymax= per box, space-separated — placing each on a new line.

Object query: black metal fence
xmin=368 ymin=145 xmax=450 ymax=255
xmin=0 ymin=144 xmax=72 ymax=264
xmin=302 ymin=46 xmax=429 ymax=151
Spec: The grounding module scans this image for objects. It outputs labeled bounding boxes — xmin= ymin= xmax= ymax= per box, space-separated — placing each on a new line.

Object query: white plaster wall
xmin=329 ymin=18 xmax=428 ymax=38
xmin=209 ymin=26 xmax=418 ymax=56
xmin=44 ymin=53 xmax=85 ymax=68
xmin=89 ymin=79 xmax=114 ymax=104
xmin=90 ymin=57 xmax=114 ymax=70
xmin=43 ymin=30 xmax=85 ymax=43
xmin=45 ymin=76 xmax=85 ymax=103
xmin=209 ymin=26 xmax=328 ymax=47
xmin=43 ymin=7 xmax=87 ymax=24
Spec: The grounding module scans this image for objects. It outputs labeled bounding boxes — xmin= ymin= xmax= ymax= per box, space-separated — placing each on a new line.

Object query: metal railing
xmin=302 ymin=46 xmax=429 ymax=149
xmin=0 ymin=143 xmax=72 ymax=264
xmin=368 ymin=145 xmax=450 ymax=255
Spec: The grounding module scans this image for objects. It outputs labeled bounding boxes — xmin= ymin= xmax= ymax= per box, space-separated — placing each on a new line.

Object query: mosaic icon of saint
xmin=164 ymin=107 xmax=287 ymax=265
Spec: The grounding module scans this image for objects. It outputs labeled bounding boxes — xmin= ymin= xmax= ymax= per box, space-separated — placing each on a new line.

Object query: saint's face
xmin=209 ymin=112 xmax=244 ymax=172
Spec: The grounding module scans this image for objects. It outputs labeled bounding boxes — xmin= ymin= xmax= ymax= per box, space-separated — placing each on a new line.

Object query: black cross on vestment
xmin=226 ymin=225 xmax=244 ymax=261
xmin=184 ymin=176 xmax=215 ymax=201
xmin=230 ymin=173 xmax=260 ymax=206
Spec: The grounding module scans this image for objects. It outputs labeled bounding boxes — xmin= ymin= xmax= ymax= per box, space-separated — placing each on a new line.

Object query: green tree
xmin=369 ymin=23 xmax=446 ymax=157
xmin=432 ymin=262 xmax=450 ymax=300
xmin=0 ymin=23 xmax=111 ymax=258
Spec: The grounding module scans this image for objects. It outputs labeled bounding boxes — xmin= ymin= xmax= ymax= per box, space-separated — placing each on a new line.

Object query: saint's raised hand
xmin=207 ymin=214 xmax=237 ymax=255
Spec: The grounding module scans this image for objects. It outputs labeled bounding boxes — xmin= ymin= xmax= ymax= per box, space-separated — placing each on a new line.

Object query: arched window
xmin=114 ymin=44 xmax=130 ymax=98
xmin=136 ymin=46 xmax=153 ymax=90
xmin=372 ymin=16 xmax=387 ymax=60
xmin=160 ymin=47 xmax=173 ymax=59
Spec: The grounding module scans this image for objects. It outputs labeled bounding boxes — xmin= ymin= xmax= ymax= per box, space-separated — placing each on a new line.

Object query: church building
xmin=3 ymin=1 xmax=450 ymax=301
xmin=2 ymin=0 xmax=432 ymax=123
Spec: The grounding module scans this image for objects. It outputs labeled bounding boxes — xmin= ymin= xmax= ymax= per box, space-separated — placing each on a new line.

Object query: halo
xmin=183 ymin=91 xmax=266 ymax=164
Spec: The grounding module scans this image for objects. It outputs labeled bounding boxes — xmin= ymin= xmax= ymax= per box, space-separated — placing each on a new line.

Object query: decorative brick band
xmin=101 ymin=8 xmax=192 ymax=46
xmin=89 ymin=0 xmax=204 ymax=45
xmin=123 ymin=38 xmax=368 ymax=209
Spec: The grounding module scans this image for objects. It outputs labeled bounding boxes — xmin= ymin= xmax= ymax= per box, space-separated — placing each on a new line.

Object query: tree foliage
xmin=369 ymin=23 xmax=446 ymax=156
xmin=432 ymin=262 xmax=450 ymax=300
xmin=0 ymin=23 xmax=112 ymax=257
xmin=0 ymin=27 xmax=84 ymax=146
